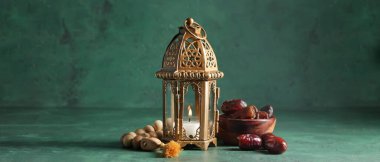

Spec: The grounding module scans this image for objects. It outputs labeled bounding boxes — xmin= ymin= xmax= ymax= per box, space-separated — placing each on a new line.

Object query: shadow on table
xmin=222 ymin=148 xmax=275 ymax=155
xmin=0 ymin=140 xmax=123 ymax=150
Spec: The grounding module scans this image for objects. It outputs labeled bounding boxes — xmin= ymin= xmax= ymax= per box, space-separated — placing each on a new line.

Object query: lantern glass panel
xmin=208 ymin=83 xmax=215 ymax=137
xmin=183 ymin=83 xmax=200 ymax=139
xmin=164 ymin=81 xmax=175 ymax=137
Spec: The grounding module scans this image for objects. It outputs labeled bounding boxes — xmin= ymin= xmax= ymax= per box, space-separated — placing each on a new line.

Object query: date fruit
xmin=261 ymin=133 xmax=275 ymax=142
xmin=230 ymin=105 xmax=256 ymax=119
xmin=256 ymin=111 xmax=269 ymax=119
xmin=260 ymin=105 xmax=274 ymax=118
xmin=237 ymin=134 xmax=262 ymax=150
xmin=221 ymin=99 xmax=247 ymax=115
xmin=264 ymin=136 xmax=287 ymax=154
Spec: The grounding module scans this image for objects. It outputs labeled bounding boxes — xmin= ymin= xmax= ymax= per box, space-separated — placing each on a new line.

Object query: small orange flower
xmin=162 ymin=141 xmax=182 ymax=158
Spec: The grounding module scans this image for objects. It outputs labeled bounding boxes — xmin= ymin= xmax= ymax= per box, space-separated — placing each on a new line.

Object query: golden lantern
xmin=155 ymin=18 xmax=224 ymax=150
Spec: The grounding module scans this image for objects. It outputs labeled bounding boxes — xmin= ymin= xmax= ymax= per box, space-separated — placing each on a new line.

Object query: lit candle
xmin=183 ymin=105 xmax=199 ymax=138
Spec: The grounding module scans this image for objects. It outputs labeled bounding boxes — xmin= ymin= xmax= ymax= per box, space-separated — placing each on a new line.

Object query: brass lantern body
xmin=156 ymin=18 xmax=223 ymax=150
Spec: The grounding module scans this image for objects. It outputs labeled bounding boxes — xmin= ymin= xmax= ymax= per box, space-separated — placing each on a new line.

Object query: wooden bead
xmin=132 ymin=135 xmax=144 ymax=150
xmin=156 ymin=130 xmax=163 ymax=140
xmin=127 ymin=132 xmax=136 ymax=137
xmin=148 ymin=131 xmax=157 ymax=138
xmin=140 ymin=137 xmax=162 ymax=151
xmin=153 ymin=120 xmax=163 ymax=131
xmin=120 ymin=132 xmax=136 ymax=148
xmin=120 ymin=133 xmax=126 ymax=144
xmin=144 ymin=125 xmax=155 ymax=133
xmin=141 ymin=133 xmax=150 ymax=138
xmin=135 ymin=128 xmax=146 ymax=135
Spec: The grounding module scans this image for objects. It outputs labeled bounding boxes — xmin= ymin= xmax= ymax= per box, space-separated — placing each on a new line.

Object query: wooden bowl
xmin=217 ymin=115 xmax=276 ymax=145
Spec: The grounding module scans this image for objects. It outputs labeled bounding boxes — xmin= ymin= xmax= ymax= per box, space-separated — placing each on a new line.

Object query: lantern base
xmin=166 ymin=138 xmax=217 ymax=151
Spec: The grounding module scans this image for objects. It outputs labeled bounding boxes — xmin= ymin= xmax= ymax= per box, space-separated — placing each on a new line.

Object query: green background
xmin=1 ymin=0 xmax=379 ymax=109
xmin=1 ymin=0 xmax=380 ymax=161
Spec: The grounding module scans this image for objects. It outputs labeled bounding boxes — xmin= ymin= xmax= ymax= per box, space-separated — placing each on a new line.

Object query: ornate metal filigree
xmin=163 ymin=37 xmax=181 ymax=69
xmin=201 ymin=39 xmax=217 ymax=69
xmin=156 ymin=71 xmax=224 ymax=80
xmin=181 ymin=127 xmax=200 ymax=140
xmin=182 ymin=81 xmax=202 ymax=96
xmin=156 ymin=18 xmax=223 ymax=81
xmin=157 ymin=18 xmax=223 ymax=151
xmin=209 ymin=80 xmax=216 ymax=92
xmin=163 ymin=128 xmax=175 ymax=139
xmin=180 ymin=39 xmax=203 ymax=69
xmin=169 ymin=81 xmax=178 ymax=94
xmin=208 ymin=123 xmax=216 ymax=139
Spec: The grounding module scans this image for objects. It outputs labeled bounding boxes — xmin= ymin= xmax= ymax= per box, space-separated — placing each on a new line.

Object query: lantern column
xmin=200 ymin=81 xmax=209 ymax=140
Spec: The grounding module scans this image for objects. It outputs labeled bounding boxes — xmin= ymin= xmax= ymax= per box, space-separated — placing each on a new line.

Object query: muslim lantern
xmin=155 ymin=18 xmax=224 ymax=150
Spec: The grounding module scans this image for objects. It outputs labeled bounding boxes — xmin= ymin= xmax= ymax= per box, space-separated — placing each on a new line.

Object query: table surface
xmin=1 ymin=107 xmax=379 ymax=162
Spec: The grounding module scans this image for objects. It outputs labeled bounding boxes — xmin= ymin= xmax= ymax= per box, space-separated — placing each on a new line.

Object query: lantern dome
xmin=156 ymin=18 xmax=224 ymax=80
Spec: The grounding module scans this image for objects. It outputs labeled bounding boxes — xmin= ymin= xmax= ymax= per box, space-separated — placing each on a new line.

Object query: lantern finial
xmin=186 ymin=17 xmax=194 ymax=26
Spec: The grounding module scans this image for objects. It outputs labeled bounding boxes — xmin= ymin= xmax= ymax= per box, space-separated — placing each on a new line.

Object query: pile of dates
xmin=221 ymin=99 xmax=287 ymax=154
xmin=238 ymin=133 xmax=287 ymax=154
xmin=221 ymin=99 xmax=274 ymax=119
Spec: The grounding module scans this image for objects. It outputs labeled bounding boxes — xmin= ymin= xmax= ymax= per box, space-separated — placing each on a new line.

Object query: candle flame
xmin=187 ymin=105 xmax=192 ymax=117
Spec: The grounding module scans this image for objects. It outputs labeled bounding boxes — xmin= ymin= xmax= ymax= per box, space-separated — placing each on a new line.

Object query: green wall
xmin=1 ymin=0 xmax=380 ymax=109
